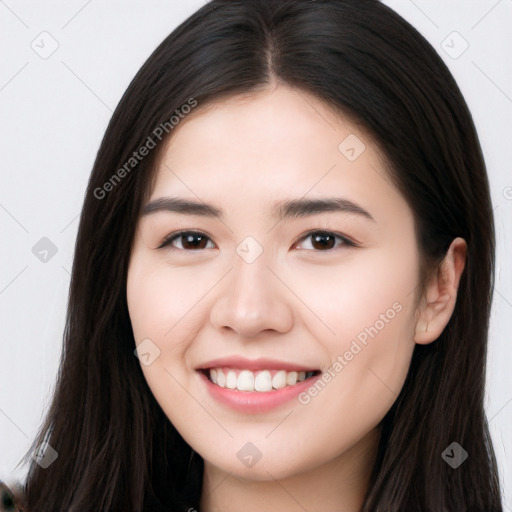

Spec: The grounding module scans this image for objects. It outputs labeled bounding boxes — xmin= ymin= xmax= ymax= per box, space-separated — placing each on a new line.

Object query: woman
xmin=11 ymin=0 xmax=503 ymax=510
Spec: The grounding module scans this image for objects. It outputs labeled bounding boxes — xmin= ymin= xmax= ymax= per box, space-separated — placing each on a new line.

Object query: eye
xmin=294 ymin=230 xmax=356 ymax=251
xmin=158 ymin=231 xmax=215 ymax=251
xmin=158 ymin=229 xmax=356 ymax=252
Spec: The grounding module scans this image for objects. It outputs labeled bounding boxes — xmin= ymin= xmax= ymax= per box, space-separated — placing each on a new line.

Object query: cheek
xmin=293 ymin=245 xmax=419 ymax=404
xmin=126 ymin=254 xmax=218 ymax=387
xmin=294 ymin=243 xmax=417 ymax=328
xmin=126 ymin=258 xmax=198 ymax=402
xmin=127 ymin=257 xmax=209 ymax=343
xmin=126 ymin=258 xmax=206 ymax=426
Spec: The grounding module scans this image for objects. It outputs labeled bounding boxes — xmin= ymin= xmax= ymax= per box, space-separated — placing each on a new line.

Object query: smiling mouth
xmin=201 ymin=368 xmax=321 ymax=392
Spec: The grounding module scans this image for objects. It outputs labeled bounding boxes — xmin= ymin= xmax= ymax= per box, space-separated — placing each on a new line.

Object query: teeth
xmin=226 ymin=370 xmax=237 ymax=389
xmin=255 ymin=370 xmax=272 ymax=392
xmin=207 ymin=368 xmax=317 ymax=392
xmin=286 ymin=371 xmax=297 ymax=386
xmin=217 ymin=369 xmax=226 ymax=387
xmin=237 ymin=370 xmax=254 ymax=391
xmin=272 ymin=370 xmax=287 ymax=389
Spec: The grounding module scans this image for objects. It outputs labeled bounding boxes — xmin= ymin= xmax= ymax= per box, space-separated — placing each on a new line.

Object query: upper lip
xmin=196 ymin=356 xmax=319 ymax=372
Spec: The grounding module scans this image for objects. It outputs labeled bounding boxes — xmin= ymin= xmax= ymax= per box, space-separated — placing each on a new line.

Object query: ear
xmin=414 ymin=237 xmax=467 ymax=344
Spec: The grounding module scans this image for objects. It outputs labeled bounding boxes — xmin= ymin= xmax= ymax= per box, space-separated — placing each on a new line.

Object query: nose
xmin=209 ymin=254 xmax=294 ymax=339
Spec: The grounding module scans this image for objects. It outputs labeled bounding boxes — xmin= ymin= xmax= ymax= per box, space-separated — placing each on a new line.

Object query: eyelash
xmin=157 ymin=230 xmax=357 ymax=252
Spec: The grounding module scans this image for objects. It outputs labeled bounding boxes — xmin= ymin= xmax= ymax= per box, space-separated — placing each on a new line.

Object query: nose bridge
xmin=229 ymin=233 xmax=275 ymax=310
xmin=210 ymin=245 xmax=293 ymax=337
xmin=232 ymin=253 xmax=271 ymax=312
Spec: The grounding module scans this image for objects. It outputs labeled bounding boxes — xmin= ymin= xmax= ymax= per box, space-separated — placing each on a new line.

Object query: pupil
xmin=312 ymin=233 xmax=335 ymax=250
xmin=183 ymin=233 xmax=206 ymax=249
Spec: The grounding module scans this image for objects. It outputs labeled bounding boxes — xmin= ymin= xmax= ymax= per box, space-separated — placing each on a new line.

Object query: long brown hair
xmin=21 ymin=1 xmax=502 ymax=510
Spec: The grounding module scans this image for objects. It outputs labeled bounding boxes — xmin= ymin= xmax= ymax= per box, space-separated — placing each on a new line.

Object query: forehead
xmin=147 ymin=85 xmax=404 ymax=222
xmin=164 ymin=85 xmax=364 ymax=162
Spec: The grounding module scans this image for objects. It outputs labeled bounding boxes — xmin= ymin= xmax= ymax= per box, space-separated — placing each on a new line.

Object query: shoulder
xmin=0 ymin=481 xmax=24 ymax=512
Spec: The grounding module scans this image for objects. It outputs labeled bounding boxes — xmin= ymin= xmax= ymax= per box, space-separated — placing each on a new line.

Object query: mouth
xmin=200 ymin=367 xmax=321 ymax=392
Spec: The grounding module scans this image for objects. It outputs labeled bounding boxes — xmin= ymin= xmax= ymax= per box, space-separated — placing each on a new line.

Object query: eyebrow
xmin=142 ymin=196 xmax=375 ymax=222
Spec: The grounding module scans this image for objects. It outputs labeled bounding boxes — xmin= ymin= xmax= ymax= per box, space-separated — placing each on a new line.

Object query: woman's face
xmin=127 ymin=84 xmax=422 ymax=481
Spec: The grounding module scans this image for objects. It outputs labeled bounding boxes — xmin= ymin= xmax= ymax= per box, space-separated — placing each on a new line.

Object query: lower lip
xmin=198 ymin=371 xmax=321 ymax=414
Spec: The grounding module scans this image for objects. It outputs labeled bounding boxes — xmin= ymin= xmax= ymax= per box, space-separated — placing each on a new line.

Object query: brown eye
xmin=159 ymin=231 xmax=215 ymax=250
xmin=296 ymin=231 xmax=355 ymax=251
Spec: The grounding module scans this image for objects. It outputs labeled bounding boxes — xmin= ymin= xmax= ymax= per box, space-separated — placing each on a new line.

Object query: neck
xmin=199 ymin=426 xmax=381 ymax=512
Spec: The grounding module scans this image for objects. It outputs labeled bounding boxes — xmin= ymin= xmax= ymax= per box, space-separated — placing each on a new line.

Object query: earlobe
xmin=414 ymin=237 xmax=467 ymax=345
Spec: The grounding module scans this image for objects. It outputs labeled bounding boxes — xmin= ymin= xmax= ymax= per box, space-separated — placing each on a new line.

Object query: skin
xmin=126 ymin=83 xmax=466 ymax=512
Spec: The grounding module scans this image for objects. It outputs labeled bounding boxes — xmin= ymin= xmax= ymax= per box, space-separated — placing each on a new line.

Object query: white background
xmin=0 ymin=0 xmax=511 ymax=507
